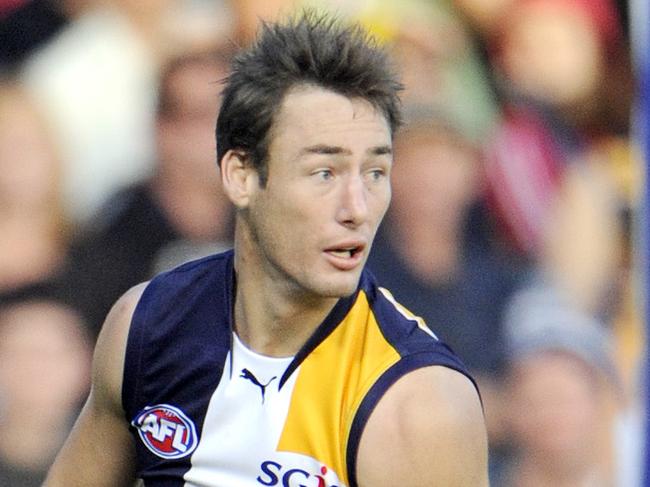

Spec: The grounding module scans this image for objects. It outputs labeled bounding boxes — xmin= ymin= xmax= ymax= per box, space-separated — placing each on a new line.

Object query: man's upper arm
xmin=43 ymin=283 xmax=148 ymax=487
xmin=356 ymin=365 xmax=489 ymax=487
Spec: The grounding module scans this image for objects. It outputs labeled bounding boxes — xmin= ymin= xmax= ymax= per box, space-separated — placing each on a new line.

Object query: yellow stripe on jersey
xmin=276 ymin=290 xmax=401 ymax=485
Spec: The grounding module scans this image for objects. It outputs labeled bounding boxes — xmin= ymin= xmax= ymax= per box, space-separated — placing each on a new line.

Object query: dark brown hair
xmin=216 ymin=10 xmax=403 ymax=185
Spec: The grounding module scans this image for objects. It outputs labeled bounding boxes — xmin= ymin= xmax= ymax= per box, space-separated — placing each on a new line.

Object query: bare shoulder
xmin=93 ymin=282 xmax=149 ymax=410
xmin=356 ymin=365 xmax=488 ymax=487
xmin=43 ymin=283 xmax=148 ymax=487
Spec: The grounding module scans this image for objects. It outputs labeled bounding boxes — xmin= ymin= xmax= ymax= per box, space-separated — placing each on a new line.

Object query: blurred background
xmin=0 ymin=0 xmax=646 ymax=485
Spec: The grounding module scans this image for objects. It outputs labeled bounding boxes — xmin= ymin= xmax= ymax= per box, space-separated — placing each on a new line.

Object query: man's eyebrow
xmin=300 ymin=144 xmax=392 ymax=156
xmin=371 ymin=145 xmax=393 ymax=156
xmin=301 ymin=144 xmax=350 ymax=156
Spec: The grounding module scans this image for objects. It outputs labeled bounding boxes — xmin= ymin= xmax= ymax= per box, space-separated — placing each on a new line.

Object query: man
xmin=44 ymin=12 xmax=488 ymax=487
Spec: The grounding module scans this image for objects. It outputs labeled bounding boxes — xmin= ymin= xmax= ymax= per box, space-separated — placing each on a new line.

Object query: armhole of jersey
xmin=345 ymin=352 xmax=479 ymax=487
xmin=121 ymin=282 xmax=153 ymax=421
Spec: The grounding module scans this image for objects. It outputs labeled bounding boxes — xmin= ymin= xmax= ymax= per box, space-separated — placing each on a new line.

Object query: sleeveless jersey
xmin=123 ymin=250 xmax=476 ymax=487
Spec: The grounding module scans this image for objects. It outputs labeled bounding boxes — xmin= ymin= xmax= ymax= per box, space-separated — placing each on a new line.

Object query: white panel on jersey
xmin=183 ymin=333 xmax=296 ymax=486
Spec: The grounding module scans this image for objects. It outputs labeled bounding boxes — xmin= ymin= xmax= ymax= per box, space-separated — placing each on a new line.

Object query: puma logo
xmin=240 ymin=368 xmax=277 ymax=404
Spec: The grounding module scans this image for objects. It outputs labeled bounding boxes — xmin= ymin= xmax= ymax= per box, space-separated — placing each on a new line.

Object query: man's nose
xmin=336 ymin=175 xmax=368 ymax=226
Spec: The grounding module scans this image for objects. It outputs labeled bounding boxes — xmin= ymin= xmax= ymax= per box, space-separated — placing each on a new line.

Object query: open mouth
xmin=328 ymin=247 xmax=358 ymax=259
xmin=325 ymin=243 xmax=364 ymax=260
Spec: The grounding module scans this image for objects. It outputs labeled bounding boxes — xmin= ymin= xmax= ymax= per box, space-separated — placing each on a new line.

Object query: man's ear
xmin=220 ymin=150 xmax=259 ymax=208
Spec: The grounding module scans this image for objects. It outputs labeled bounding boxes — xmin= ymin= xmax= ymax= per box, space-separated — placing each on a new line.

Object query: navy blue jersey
xmin=123 ymin=250 xmax=476 ymax=486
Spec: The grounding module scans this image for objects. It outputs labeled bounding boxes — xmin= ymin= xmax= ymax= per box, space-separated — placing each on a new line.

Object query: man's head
xmin=216 ymin=11 xmax=402 ymax=186
xmin=219 ymin=13 xmax=402 ymax=300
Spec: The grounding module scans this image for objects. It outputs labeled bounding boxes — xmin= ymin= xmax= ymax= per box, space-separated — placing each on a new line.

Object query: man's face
xmin=243 ymin=86 xmax=392 ymax=298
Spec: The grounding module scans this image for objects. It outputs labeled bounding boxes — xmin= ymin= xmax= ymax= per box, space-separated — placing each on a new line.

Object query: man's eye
xmin=368 ymin=169 xmax=385 ymax=181
xmin=315 ymin=169 xmax=333 ymax=180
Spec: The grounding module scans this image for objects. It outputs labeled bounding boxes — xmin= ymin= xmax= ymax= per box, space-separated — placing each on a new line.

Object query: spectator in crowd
xmin=464 ymin=0 xmax=641 ymax=398
xmin=18 ymin=0 xmax=233 ymax=225
xmin=487 ymin=0 xmax=641 ymax=400
xmin=357 ymin=0 xmax=499 ymax=145
xmin=480 ymin=0 xmax=632 ymax=259
xmin=17 ymin=0 xmax=158 ymax=224
xmin=0 ymin=80 xmax=69 ymax=292
xmin=60 ymin=49 xmax=234 ymax=336
xmin=0 ymin=286 xmax=92 ymax=487
xmin=228 ymin=0 xmax=297 ymax=46
xmin=496 ymin=282 xmax=634 ymax=486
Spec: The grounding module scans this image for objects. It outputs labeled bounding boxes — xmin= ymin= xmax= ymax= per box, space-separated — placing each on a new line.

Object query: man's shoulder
xmin=359 ymin=273 xmax=462 ymax=360
xmin=381 ymin=365 xmax=482 ymax=425
xmin=121 ymin=253 xmax=235 ymax=420
xmin=355 ymin=365 xmax=488 ymax=486
xmin=385 ymin=365 xmax=486 ymax=449
xmin=154 ymin=247 xmax=234 ymax=275
xmin=128 ymin=249 xmax=235 ymax=343
xmin=143 ymin=249 xmax=234 ymax=298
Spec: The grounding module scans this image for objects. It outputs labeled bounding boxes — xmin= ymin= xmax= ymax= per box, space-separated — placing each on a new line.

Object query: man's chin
xmin=315 ymin=277 xmax=360 ymax=299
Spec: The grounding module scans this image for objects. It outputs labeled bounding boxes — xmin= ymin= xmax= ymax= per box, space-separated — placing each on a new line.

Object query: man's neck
xmin=232 ymin=228 xmax=338 ymax=357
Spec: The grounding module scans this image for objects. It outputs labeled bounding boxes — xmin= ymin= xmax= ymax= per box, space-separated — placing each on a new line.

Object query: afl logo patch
xmin=132 ymin=404 xmax=198 ymax=459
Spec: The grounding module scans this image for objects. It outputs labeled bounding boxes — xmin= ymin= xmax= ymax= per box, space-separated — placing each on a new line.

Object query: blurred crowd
xmin=0 ymin=0 xmax=644 ymax=485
